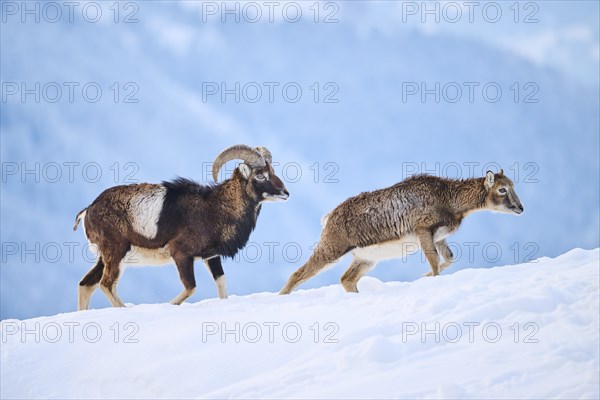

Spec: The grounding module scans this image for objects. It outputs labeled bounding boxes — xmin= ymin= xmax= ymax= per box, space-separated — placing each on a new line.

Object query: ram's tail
xmin=73 ymin=208 xmax=87 ymax=231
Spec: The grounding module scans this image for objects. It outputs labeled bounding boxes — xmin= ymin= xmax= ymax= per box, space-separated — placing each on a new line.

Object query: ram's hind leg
xmin=78 ymin=257 xmax=104 ymax=310
xmin=99 ymin=243 xmax=129 ymax=307
xmin=340 ymin=257 xmax=376 ymax=293
xmin=171 ymin=255 xmax=196 ymax=305
xmin=206 ymin=257 xmax=227 ymax=299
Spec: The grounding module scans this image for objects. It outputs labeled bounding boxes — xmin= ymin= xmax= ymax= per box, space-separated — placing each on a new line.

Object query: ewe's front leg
xmin=436 ymin=239 xmax=454 ymax=273
xmin=423 ymin=239 xmax=454 ymax=277
xmin=416 ymin=229 xmax=440 ymax=276
xmin=205 ymin=257 xmax=228 ymax=299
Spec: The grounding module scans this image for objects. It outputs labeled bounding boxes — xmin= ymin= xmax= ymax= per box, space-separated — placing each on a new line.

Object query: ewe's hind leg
xmin=205 ymin=257 xmax=227 ymax=299
xmin=280 ymin=242 xmax=349 ymax=295
xmin=78 ymin=257 xmax=104 ymax=310
xmin=171 ymin=255 xmax=196 ymax=305
xmin=99 ymin=244 xmax=129 ymax=307
xmin=340 ymin=257 xmax=376 ymax=293
xmin=423 ymin=240 xmax=454 ymax=277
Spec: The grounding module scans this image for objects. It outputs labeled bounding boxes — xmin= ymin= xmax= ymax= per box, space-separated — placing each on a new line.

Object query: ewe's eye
xmin=499 ymin=188 xmax=507 ymax=194
xmin=255 ymin=174 xmax=266 ymax=181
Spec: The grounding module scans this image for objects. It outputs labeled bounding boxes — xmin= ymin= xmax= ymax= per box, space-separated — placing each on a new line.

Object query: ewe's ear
xmin=238 ymin=163 xmax=251 ymax=179
xmin=485 ymin=170 xmax=495 ymax=190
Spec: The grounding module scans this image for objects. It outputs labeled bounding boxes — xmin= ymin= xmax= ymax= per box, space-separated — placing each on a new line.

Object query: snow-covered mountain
xmin=1 ymin=1 xmax=599 ymax=320
xmin=2 ymin=248 xmax=598 ymax=399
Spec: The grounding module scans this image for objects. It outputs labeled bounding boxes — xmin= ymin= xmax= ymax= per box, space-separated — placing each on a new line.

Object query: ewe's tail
xmin=320 ymin=212 xmax=331 ymax=228
xmin=73 ymin=208 xmax=87 ymax=231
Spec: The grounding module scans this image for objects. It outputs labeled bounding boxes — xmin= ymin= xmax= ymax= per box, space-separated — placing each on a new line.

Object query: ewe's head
xmin=212 ymin=144 xmax=289 ymax=202
xmin=483 ymin=169 xmax=524 ymax=215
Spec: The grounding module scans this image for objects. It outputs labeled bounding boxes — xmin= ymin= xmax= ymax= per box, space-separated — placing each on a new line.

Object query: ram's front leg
xmin=171 ymin=255 xmax=196 ymax=305
xmin=206 ymin=257 xmax=228 ymax=299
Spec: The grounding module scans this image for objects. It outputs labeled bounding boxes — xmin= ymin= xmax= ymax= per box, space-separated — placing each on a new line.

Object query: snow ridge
xmin=1 ymin=248 xmax=598 ymax=399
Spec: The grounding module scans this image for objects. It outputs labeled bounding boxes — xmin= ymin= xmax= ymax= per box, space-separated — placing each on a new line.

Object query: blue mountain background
xmin=1 ymin=1 xmax=598 ymax=319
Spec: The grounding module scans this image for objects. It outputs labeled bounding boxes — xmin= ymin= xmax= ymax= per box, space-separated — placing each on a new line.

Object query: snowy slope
xmin=1 ymin=248 xmax=598 ymax=399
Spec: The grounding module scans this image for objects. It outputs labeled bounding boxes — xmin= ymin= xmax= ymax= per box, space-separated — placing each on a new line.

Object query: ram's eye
xmin=255 ymin=174 xmax=266 ymax=181
xmin=499 ymin=188 xmax=507 ymax=194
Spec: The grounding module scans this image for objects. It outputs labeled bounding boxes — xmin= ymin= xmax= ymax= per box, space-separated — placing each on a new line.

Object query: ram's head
xmin=213 ymin=144 xmax=289 ymax=202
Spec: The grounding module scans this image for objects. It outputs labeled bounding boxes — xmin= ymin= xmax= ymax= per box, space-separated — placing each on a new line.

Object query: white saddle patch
xmin=130 ymin=186 xmax=166 ymax=239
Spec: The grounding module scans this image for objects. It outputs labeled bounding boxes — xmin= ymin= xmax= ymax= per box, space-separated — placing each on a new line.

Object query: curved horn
xmin=255 ymin=146 xmax=272 ymax=165
xmin=212 ymin=144 xmax=265 ymax=182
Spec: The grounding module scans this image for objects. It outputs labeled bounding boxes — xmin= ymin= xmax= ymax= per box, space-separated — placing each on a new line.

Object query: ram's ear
xmin=238 ymin=163 xmax=251 ymax=179
xmin=484 ymin=170 xmax=495 ymax=190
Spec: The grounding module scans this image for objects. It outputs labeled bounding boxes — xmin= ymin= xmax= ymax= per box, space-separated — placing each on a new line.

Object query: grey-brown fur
xmin=280 ymin=170 xmax=523 ymax=294
xmin=74 ymin=145 xmax=289 ymax=310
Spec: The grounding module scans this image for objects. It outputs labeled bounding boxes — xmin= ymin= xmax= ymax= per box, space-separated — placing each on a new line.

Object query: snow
xmin=1 ymin=248 xmax=598 ymax=399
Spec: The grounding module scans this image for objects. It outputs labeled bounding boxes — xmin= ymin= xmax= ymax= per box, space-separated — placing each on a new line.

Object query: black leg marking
xmin=79 ymin=257 xmax=104 ymax=287
xmin=78 ymin=257 xmax=105 ymax=310
xmin=206 ymin=257 xmax=227 ymax=299
xmin=206 ymin=257 xmax=224 ymax=280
